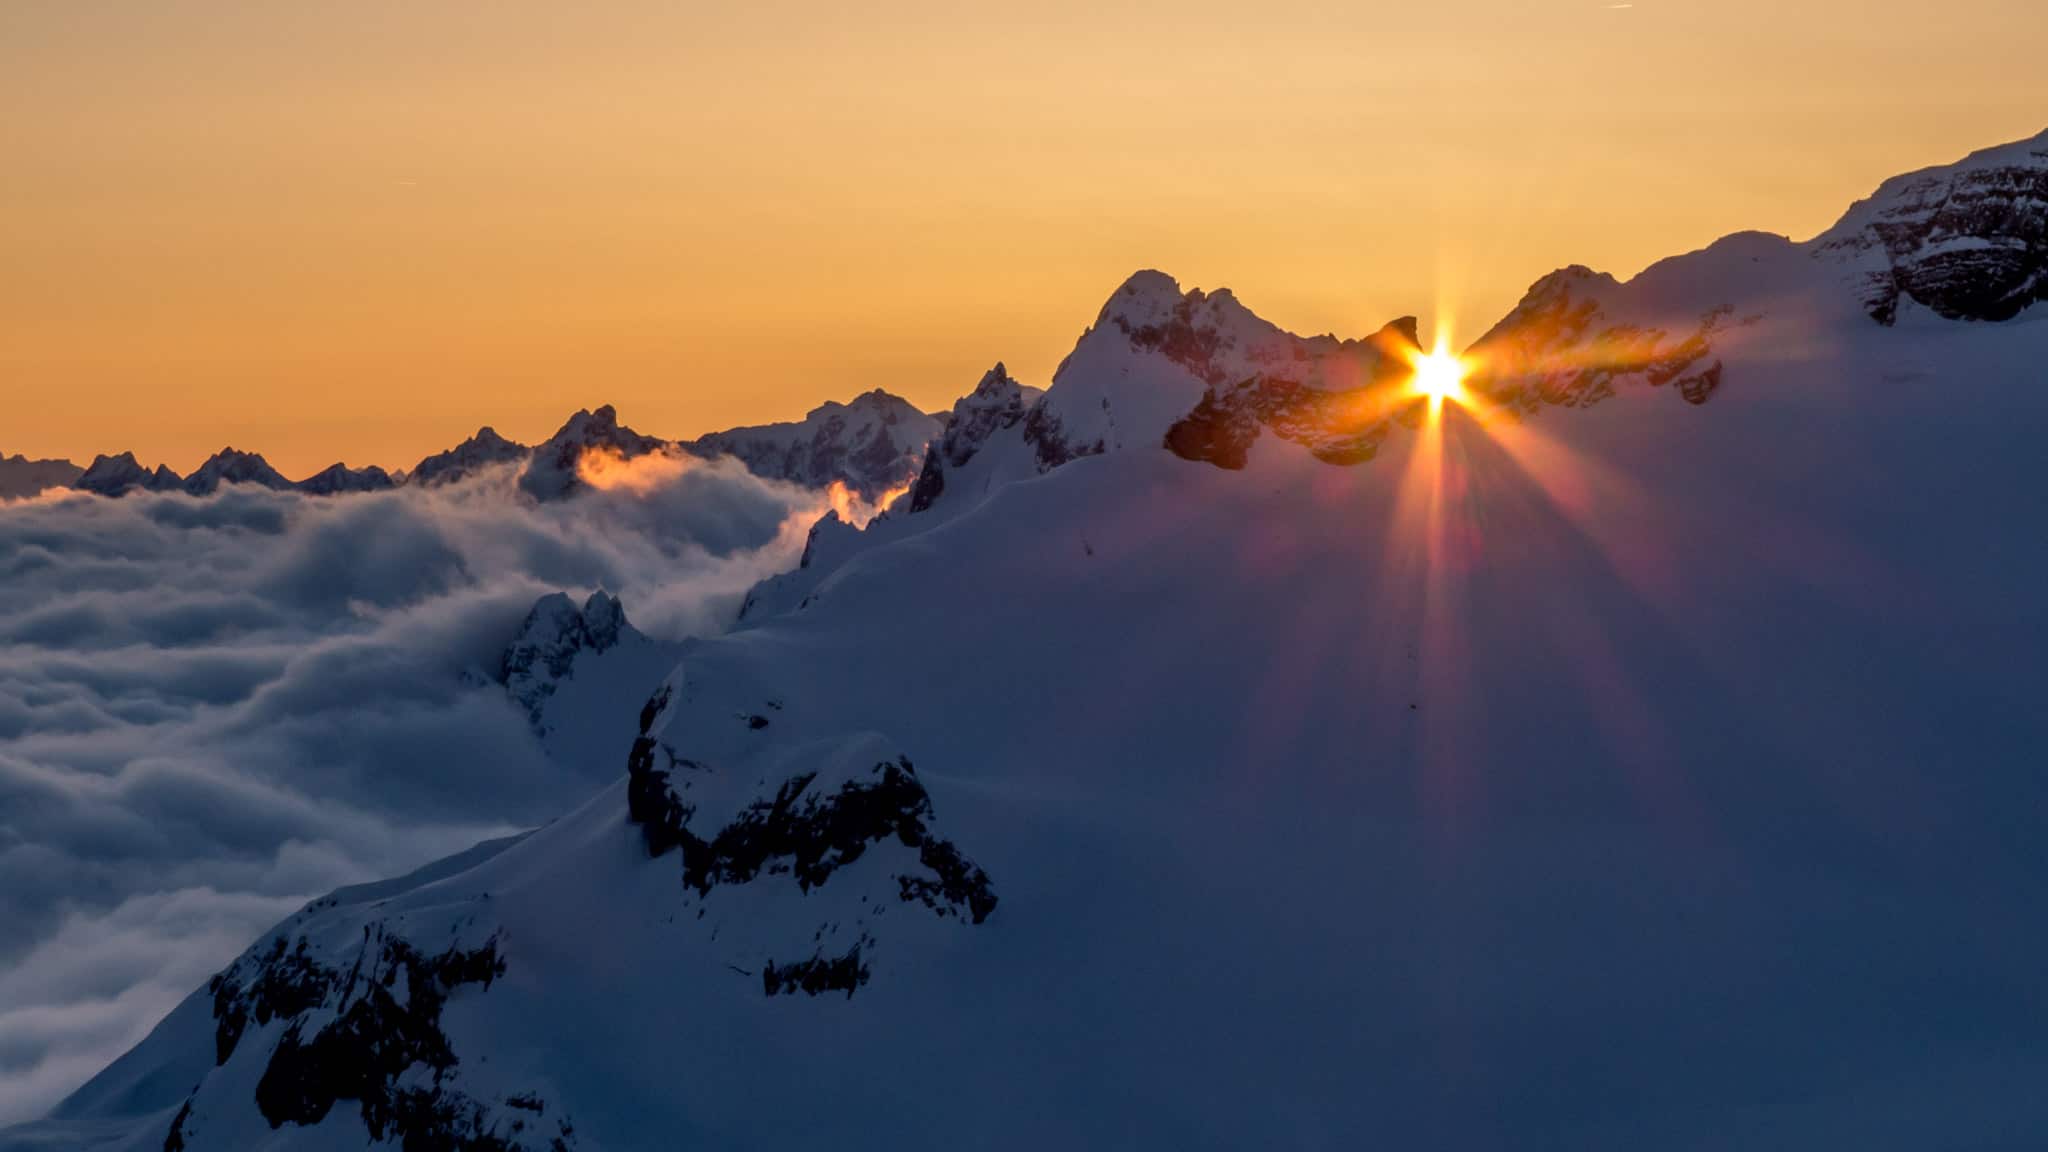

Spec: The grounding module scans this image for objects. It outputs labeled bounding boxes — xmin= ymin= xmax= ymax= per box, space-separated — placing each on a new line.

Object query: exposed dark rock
xmin=498 ymin=590 xmax=634 ymax=734
xmin=763 ymin=942 xmax=871 ymax=999
xmin=210 ymin=936 xmax=332 ymax=1066
xmin=1820 ymin=134 xmax=2048 ymax=324
xmin=186 ymin=918 xmax=563 ymax=1150
xmin=1022 ymin=401 xmax=1103 ymax=472
xmin=628 ymin=745 xmax=995 ymax=920
xmin=163 ymin=1097 xmax=192 ymax=1152
xmin=905 ymin=450 xmax=946 ymax=514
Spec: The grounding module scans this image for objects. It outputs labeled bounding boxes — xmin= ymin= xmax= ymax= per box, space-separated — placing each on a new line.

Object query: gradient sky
xmin=5 ymin=0 xmax=2045 ymax=476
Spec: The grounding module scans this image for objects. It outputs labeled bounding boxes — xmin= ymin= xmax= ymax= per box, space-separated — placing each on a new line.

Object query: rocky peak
xmin=499 ymin=590 xmax=639 ymax=734
xmin=295 ymin=462 xmax=397 ymax=496
xmin=1816 ymin=128 xmax=2048 ymax=324
xmin=684 ymin=389 xmax=942 ymax=503
xmin=407 ymin=425 xmax=530 ymax=488
xmin=517 ymin=405 xmax=666 ymax=502
xmin=183 ymin=449 xmax=293 ymax=496
xmin=71 ymin=452 xmax=184 ymax=497
xmin=904 ymin=362 xmax=1044 ymax=514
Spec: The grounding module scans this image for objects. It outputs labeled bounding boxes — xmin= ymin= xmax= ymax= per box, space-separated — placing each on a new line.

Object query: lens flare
xmin=1409 ymin=339 xmax=1469 ymax=405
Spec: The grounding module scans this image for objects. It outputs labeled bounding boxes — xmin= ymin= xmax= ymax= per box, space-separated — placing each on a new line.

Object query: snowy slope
xmin=684 ymin=388 xmax=941 ymax=502
xmin=16 ymin=131 xmax=2048 ymax=1152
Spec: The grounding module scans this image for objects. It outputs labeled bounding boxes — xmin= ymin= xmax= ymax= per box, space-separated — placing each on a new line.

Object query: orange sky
xmin=4 ymin=0 xmax=2045 ymax=477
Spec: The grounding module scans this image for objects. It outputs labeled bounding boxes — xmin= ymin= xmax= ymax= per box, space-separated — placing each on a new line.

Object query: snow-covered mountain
xmin=0 ymin=452 xmax=81 ymax=500
xmin=902 ymin=363 xmax=1041 ymax=513
xmin=684 ymin=388 xmax=941 ymax=502
xmin=492 ymin=590 xmax=683 ymax=754
xmin=70 ymin=452 xmax=184 ymax=497
xmin=179 ymin=449 xmax=295 ymax=496
xmin=295 ymin=462 xmax=400 ymax=495
xmin=407 ymin=426 xmax=531 ymax=488
xmin=15 ymin=130 xmax=2048 ymax=1152
xmin=1816 ymin=126 xmax=2048 ymax=324
xmin=40 ymin=387 xmax=939 ymax=505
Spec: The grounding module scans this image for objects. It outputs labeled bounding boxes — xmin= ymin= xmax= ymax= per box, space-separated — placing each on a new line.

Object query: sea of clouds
xmin=0 ymin=455 xmax=835 ymax=1123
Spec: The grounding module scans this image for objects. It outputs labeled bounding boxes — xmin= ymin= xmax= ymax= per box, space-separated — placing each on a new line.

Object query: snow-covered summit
xmin=880 ymin=270 xmax=1417 ymax=527
xmin=499 ymin=590 xmax=638 ymax=734
xmin=408 ymin=425 xmax=530 ymax=488
xmin=1814 ymin=127 xmax=2048 ymax=324
xmin=1465 ymin=127 xmax=2048 ymax=413
xmin=903 ymin=363 xmax=1041 ymax=514
xmin=70 ymin=452 xmax=183 ymax=497
xmin=685 ymin=388 xmax=941 ymax=502
xmin=294 ymin=461 xmax=399 ymax=495
xmin=181 ymin=448 xmax=294 ymax=496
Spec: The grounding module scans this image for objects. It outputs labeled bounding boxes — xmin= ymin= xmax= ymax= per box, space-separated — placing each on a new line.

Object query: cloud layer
xmin=0 ymin=455 xmax=830 ymax=1123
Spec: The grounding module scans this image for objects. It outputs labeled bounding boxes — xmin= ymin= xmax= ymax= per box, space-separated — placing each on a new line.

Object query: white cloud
xmin=0 ymin=457 xmax=827 ymax=1123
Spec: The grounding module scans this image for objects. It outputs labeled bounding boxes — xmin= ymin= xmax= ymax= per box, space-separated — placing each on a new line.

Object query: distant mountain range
xmin=5 ymin=390 xmax=947 ymax=504
xmin=0 ymin=452 xmax=83 ymax=500
xmin=9 ymin=127 xmax=2048 ymax=1152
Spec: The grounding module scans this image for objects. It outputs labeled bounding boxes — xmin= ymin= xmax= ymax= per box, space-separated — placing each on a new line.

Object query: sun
xmin=1409 ymin=339 xmax=1469 ymax=404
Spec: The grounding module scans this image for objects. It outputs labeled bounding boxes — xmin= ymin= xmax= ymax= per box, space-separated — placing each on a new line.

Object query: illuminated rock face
xmin=1462 ymin=265 xmax=1738 ymax=416
xmin=1818 ymin=128 xmax=2048 ymax=324
xmin=517 ymin=405 xmax=667 ymax=501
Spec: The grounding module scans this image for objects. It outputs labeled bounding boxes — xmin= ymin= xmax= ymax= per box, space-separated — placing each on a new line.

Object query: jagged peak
xmin=73 ymin=451 xmax=184 ymax=495
xmin=798 ymin=388 xmax=924 ymax=424
xmin=1372 ymin=316 xmax=1421 ymax=352
xmin=519 ymin=404 xmax=666 ymax=501
xmin=183 ymin=447 xmax=292 ymax=494
xmin=967 ymin=362 xmax=1036 ymax=402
